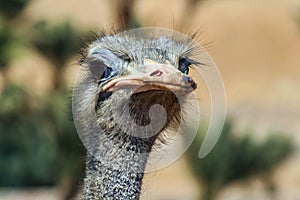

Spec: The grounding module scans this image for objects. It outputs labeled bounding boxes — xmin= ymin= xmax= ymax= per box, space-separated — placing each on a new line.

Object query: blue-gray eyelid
xmin=90 ymin=48 xmax=124 ymax=71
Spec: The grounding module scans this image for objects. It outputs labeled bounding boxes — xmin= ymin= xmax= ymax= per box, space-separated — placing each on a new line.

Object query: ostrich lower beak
xmin=101 ymin=62 xmax=197 ymax=94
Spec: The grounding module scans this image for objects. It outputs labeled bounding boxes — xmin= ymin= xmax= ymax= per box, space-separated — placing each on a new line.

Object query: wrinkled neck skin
xmin=83 ymin=90 xmax=180 ymax=200
xmin=82 ymin=89 xmax=176 ymax=200
xmin=83 ymin=130 xmax=155 ymax=200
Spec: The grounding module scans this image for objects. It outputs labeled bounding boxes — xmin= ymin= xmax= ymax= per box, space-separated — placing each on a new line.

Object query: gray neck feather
xmin=82 ymin=136 xmax=153 ymax=200
xmin=82 ymin=90 xmax=162 ymax=200
xmin=81 ymin=82 xmax=181 ymax=199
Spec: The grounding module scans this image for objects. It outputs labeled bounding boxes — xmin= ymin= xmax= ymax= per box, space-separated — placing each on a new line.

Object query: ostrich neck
xmin=82 ymin=89 xmax=179 ymax=199
xmin=82 ymin=128 xmax=156 ymax=200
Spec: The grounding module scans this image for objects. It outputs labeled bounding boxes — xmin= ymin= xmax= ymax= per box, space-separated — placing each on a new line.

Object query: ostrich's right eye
xmin=97 ymin=66 xmax=114 ymax=103
xmin=99 ymin=66 xmax=119 ymax=85
xmin=101 ymin=66 xmax=112 ymax=80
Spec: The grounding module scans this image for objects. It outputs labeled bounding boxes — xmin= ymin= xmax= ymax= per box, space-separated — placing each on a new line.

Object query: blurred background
xmin=0 ymin=0 xmax=300 ymax=199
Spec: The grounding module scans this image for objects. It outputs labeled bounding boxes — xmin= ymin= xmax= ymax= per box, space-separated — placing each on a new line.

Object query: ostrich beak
xmin=101 ymin=60 xmax=197 ymax=94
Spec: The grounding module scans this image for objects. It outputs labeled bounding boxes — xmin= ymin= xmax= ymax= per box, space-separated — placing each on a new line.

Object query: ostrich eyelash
xmin=178 ymin=57 xmax=204 ymax=74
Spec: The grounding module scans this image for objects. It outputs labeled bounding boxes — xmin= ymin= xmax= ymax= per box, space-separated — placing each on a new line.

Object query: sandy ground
xmin=1 ymin=0 xmax=300 ymax=199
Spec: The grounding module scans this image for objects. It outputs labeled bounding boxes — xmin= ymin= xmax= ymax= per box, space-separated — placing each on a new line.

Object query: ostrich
xmin=73 ymin=29 xmax=199 ymax=200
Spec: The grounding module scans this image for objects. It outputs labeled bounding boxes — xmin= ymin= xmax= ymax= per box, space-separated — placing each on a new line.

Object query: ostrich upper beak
xmin=101 ymin=60 xmax=197 ymax=94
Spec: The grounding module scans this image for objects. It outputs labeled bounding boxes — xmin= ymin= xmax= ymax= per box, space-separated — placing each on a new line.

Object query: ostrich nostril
xmin=183 ymin=76 xmax=197 ymax=90
xmin=150 ymin=70 xmax=163 ymax=77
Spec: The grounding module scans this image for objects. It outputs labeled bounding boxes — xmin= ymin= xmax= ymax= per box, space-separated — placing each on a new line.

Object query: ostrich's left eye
xmin=178 ymin=58 xmax=191 ymax=74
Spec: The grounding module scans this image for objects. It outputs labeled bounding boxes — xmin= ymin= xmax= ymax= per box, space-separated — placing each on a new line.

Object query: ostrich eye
xmin=90 ymin=48 xmax=123 ymax=83
xmin=178 ymin=58 xmax=191 ymax=74
xmin=101 ymin=66 xmax=112 ymax=80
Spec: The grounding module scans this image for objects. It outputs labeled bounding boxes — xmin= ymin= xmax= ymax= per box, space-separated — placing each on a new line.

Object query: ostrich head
xmin=73 ymin=28 xmax=200 ymax=199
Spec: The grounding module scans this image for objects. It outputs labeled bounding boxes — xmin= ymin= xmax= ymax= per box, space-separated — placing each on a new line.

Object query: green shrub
xmin=186 ymin=120 xmax=293 ymax=200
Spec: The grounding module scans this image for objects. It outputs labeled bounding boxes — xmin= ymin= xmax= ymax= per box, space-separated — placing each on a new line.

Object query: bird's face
xmin=101 ymin=58 xmax=197 ymax=94
xmin=81 ymin=34 xmax=199 ymax=139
